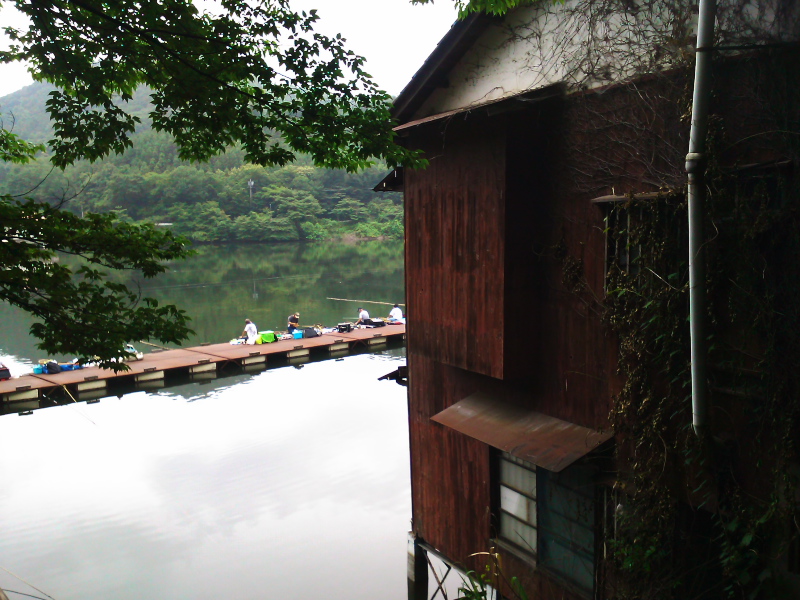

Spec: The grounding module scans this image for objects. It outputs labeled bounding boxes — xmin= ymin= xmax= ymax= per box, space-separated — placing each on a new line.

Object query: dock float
xmin=0 ymin=325 xmax=405 ymax=410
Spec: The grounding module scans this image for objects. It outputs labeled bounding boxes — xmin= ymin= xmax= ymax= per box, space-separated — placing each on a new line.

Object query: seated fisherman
xmin=355 ymin=307 xmax=371 ymax=327
xmin=287 ymin=312 xmax=300 ymax=335
xmin=388 ymin=304 xmax=404 ymax=322
xmin=241 ymin=318 xmax=258 ymax=345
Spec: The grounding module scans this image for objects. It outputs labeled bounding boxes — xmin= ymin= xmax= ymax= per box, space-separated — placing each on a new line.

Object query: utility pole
xmin=248 ymin=179 xmax=254 ymax=209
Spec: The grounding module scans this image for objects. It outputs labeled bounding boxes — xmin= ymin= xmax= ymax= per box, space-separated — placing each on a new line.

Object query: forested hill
xmin=0 ymin=83 xmax=403 ymax=243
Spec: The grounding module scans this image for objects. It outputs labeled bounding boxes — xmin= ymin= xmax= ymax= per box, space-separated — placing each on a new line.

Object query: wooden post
xmin=408 ymin=534 xmax=428 ymax=600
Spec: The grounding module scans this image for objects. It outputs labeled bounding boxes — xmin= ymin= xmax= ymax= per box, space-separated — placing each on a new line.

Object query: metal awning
xmin=431 ymin=392 xmax=612 ymax=472
xmin=590 ymin=190 xmax=678 ymax=204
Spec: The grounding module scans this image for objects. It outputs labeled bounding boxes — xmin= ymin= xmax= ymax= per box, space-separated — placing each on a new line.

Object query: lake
xmin=0 ymin=240 xmax=411 ymax=600
xmin=0 ymin=239 xmax=405 ymax=373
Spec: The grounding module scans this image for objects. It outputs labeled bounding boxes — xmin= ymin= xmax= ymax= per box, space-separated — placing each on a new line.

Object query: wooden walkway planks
xmin=0 ymin=325 xmax=405 ymax=405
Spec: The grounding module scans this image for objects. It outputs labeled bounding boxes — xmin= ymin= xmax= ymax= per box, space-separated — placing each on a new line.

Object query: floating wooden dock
xmin=0 ymin=325 xmax=405 ymax=409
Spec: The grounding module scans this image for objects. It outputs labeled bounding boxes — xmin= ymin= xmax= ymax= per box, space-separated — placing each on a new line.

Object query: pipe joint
xmin=685 ymin=152 xmax=706 ymax=175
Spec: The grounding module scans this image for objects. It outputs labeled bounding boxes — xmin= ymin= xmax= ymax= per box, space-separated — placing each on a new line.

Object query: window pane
xmin=499 ymin=513 xmax=537 ymax=555
xmin=500 ymin=485 xmax=536 ymax=525
xmin=499 ymin=453 xmax=538 ymax=556
xmin=538 ymin=501 xmax=594 ymax=553
xmin=500 ymin=458 xmax=536 ymax=498
xmin=538 ymin=535 xmax=594 ymax=594
xmin=537 ymin=466 xmax=596 ymax=596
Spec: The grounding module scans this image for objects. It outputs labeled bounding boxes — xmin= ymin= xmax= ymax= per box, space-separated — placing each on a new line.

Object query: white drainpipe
xmin=685 ymin=0 xmax=717 ymax=437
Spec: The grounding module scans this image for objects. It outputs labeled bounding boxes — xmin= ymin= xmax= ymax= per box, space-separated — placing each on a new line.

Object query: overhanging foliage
xmin=0 ymin=0 xmax=421 ymax=364
xmin=0 ymin=197 xmax=192 ymax=368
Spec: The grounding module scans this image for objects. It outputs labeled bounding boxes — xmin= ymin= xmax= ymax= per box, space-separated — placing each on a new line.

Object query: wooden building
xmin=387 ymin=3 xmax=800 ymax=599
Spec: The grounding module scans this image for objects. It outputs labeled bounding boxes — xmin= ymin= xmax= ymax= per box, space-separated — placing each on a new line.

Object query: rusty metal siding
xmin=404 ymin=115 xmax=506 ymax=379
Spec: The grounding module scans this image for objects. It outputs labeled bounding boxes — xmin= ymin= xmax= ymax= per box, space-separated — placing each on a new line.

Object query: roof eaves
xmin=393 ymin=83 xmax=566 ymax=133
xmin=391 ymin=12 xmax=498 ymax=124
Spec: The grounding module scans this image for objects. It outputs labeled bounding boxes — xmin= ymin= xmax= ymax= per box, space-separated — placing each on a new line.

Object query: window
xmin=732 ymin=160 xmax=792 ymax=210
xmin=604 ymin=202 xmax=641 ymax=277
xmin=537 ymin=465 xmax=596 ymax=596
xmin=498 ymin=453 xmax=538 ymax=555
xmin=593 ymin=191 xmax=686 ymax=293
xmin=497 ymin=452 xmax=597 ymax=597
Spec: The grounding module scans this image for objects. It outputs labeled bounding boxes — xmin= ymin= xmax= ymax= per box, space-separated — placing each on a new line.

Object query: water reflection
xmin=0 ymin=351 xmax=409 ymax=600
xmin=137 ymin=240 xmax=405 ymax=348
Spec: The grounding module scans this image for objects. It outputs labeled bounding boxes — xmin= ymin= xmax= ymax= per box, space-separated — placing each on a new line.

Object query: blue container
xmin=293 ymin=331 xmax=303 ymax=339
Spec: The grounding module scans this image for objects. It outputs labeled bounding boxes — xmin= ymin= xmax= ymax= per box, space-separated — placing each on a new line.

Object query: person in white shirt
xmin=356 ymin=307 xmax=370 ymax=327
xmin=242 ymin=318 xmax=258 ymax=344
xmin=388 ymin=304 xmax=404 ymax=322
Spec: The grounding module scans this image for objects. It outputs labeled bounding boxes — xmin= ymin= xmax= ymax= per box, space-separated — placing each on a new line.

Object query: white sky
xmin=0 ymin=0 xmax=458 ymax=98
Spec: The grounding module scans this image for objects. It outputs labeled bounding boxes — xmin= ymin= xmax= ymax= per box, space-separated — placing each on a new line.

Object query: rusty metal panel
xmin=431 ymin=392 xmax=612 ymax=472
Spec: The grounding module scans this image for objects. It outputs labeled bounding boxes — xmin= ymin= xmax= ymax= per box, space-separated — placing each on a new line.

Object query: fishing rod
xmin=326 ymin=297 xmax=405 ymax=307
xmin=138 ymin=340 xmax=173 ymax=351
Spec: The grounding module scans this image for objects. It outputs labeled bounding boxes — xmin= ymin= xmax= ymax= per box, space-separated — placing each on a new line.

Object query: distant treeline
xmin=0 ymin=83 xmax=402 ymax=243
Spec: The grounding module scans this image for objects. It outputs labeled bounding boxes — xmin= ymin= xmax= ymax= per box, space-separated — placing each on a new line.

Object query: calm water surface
xmin=0 ymin=240 xmax=411 ymax=600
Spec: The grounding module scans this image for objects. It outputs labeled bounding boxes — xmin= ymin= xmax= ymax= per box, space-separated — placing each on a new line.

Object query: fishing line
xmin=327 ymin=298 xmax=405 ymax=307
xmin=57 ymin=384 xmax=97 ymax=426
xmin=134 ymin=266 xmax=401 ymax=291
xmin=0 ymin=567 xmax=57 ymax=600
xmin=3 ymin=589 xmax=52 ymax=600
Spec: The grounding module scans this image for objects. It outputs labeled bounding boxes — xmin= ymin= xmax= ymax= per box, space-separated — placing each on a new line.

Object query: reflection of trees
xmin=110 ymin=240 xmax=406 ymax=345
xmin=5 ymin=240 xmax=402 ymax=353
xmin=0 ymin=301 xmax=47 ymax=362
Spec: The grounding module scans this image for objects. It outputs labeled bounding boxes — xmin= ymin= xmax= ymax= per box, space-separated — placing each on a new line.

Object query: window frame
xmin=494 ymin=451 xmax=600 ymax=599
xmin=497 ymin=453 xmax=539 ymax=559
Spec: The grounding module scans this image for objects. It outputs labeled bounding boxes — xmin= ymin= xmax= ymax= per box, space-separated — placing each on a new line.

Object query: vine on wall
xmin=557 ymin=47 xmax=800 ymax=598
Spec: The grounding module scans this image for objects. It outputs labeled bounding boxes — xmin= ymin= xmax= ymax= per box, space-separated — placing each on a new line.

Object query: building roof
xmin=391 ymin=12 xmax=498 ymax=124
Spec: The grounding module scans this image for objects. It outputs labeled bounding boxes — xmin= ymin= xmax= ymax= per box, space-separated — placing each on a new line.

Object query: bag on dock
xmin=46 ymin=360 xmax=61 ymax=374
xmin=302 ymin=327 xmax=320 ymax=338
xmin=337 ymin=323 xmax=352 ymax=333
xmin=369 ymin=319 xmax=387 ymax=328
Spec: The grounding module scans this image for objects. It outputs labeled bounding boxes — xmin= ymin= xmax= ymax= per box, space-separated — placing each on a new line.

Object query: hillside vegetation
xmin=0 ymin=83 xmax=403 ymax=243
